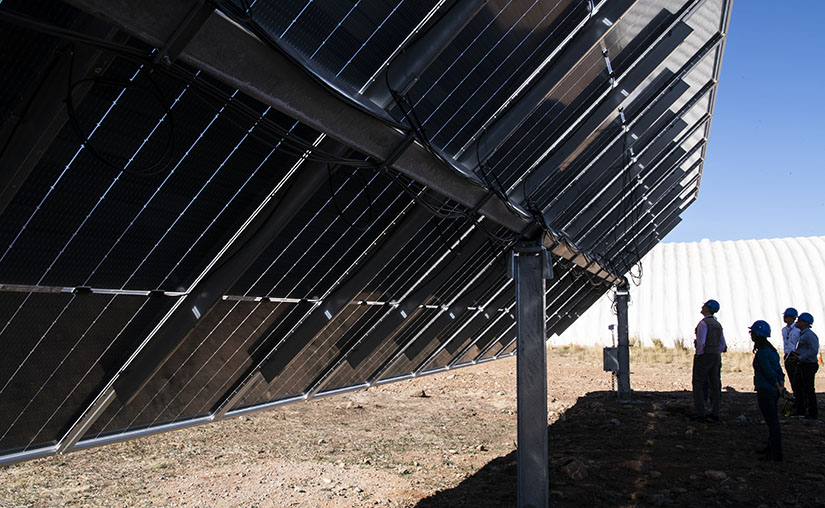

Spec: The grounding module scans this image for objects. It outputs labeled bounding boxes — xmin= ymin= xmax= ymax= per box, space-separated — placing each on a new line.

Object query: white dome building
xmin=553 ymin=236 xmax=825 ymax=352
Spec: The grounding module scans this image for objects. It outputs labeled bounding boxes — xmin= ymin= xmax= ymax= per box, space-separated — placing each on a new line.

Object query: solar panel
xmin=0 ymin=0 xmax=731 ymax=467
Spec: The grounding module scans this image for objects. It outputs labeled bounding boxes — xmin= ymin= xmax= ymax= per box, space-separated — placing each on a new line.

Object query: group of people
xmin=690 ymin=299 xmax=820 ymax=462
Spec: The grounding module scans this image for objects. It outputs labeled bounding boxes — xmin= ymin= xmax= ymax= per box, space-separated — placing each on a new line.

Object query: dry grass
xmin=551 ymin=343 xmax=753 ymax=371
xmin=673 ymin=336 xmax=689 ymax=351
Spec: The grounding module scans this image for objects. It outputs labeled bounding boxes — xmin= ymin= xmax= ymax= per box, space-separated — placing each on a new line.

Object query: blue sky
xmin=665 ymin=1 xmax=825 ymax=243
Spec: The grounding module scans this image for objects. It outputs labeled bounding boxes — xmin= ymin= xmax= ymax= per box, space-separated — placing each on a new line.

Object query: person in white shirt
xmin=793 ymin=312 xmax=819 ymax=420
xmin=781 ymin=307 xmax=801 ymax=401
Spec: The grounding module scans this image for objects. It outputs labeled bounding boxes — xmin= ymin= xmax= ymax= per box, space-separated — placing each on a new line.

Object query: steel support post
xmin=512 ymin=241 xmax=552 ymax=508
xmin=615 ymin=279 xmax=631 ymax=400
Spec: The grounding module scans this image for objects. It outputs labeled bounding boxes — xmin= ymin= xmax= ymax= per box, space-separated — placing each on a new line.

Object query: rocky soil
xmin=1 ymin=346 xmax=824 ymax=507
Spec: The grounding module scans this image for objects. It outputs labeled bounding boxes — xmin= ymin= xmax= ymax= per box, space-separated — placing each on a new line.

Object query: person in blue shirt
xmin=750 ymin=320 xmax=785 ymax=461
xmin=793 ymin=312 xmax=819 ymax=420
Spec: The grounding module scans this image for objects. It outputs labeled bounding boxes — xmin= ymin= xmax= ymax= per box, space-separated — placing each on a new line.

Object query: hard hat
xmin=783 ymin=307 xmax=798 ymax=318
xmin=798 ymin=312 xmax=814 ymax=325
xmin=704 ymin=299 xmax=720 ymax=313
xmin=749 ymin=320 xmax=771 ymax=338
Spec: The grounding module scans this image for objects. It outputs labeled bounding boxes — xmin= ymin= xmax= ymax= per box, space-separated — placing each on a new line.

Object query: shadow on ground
xmin=415 ymin=389 xmax=825 ymax=507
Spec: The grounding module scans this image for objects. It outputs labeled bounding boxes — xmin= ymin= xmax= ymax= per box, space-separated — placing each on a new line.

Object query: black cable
xmin=0 ymin=5 xmax=387 ymax=172
xmin=6 ymin=3 xmax=524 ymax=251
xmin=615 ymin=118 xmax=644 ymax=285
xmin=157 ymin=62 xmax=380 ymax=169
xmin=436 ymin=216 xmax=467 ymax=256
xmin=390 ymin=91 xmax=527 ymax=249
xmin=64 ymin=45 xmax=177 ymax=176
xmin=0 ymin=8 xmax=148 ymax=60
xmin=474 ymin=127 xmax=529 ymax=222
xmin=389 ymin=84 xmax=476 ymax=185
xmin=382 ymin=72 xmax=524 ymax=242
xmin=326 ymin=164 xmax=375 ymax=232
xmin=379 ymin=170 xmax=464 ymax=220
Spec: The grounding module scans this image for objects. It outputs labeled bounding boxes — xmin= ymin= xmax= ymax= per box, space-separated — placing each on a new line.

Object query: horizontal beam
xmin=64 ymin=0 xmax=528 ymax=232
xmin=65 ymin=0 xmax=620 ymax=284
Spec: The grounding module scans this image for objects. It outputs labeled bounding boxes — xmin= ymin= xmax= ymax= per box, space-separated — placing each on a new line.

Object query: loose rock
xmin=619 ymin=460 xmax=647 ymax=473
xmin=561 ymin=459 xmax=588 ymax=481
xmin=705 ymin=470 xmax=727 ymax=481
xmin=646 ymin=493 xmax=668 ymax=506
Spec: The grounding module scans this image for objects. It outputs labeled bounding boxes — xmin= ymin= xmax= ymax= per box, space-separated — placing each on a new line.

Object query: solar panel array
xmin=0 ymin=0 xmax=730 ymax=464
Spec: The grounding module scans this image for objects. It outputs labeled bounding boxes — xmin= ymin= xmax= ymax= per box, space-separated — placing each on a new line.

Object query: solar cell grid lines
xmin=0 ymin=0 xmax=730 ymax=466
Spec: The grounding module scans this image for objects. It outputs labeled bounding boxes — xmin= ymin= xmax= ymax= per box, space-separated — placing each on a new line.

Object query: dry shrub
xmin=549 ymin=342 xmax=754 ymax=374
xmin=722 ymin=351 xmax=753 ymax=373
xmin=553 ymin=344 xmax=595 ymax=361
xmin=673 ymin=336 xmax=689 ymax=351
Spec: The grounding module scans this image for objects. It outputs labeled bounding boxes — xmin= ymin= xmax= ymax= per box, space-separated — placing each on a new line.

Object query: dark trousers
xmin=756 ymin=389 xmax=782 ymax=460
xmin=703 ymin=357 xmax=723 ymax=402
xmin=693 ymin=353 xmax=721 ymax=416
xmin=794 ymin=362 xmax=819 ymax=418
xmin=784 ymin=356 xmax=799 ymax=399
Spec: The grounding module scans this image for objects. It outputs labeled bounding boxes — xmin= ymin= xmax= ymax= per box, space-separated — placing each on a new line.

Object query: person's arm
xmin=695 ymin=320 xmax=707 ymax=355
xmin=774 ymin=355 xmax=785 ymax=391
xmin=719 ymin=329 xmax=727 ymax=353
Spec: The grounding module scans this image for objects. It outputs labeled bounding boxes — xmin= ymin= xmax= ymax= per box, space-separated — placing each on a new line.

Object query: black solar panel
xmin=0 ymin=291 xmax=176 ymax=453
xmin=0 ymin=0 xmax=730 ymax=465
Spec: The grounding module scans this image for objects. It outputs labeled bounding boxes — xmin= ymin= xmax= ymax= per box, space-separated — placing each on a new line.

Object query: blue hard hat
xmin=798 ymin=312 xmax=814 ymax=325
xmin=704 ymin=299 xmax=720 ymax=313
xmin=749 ymin=320 xmax=771 ymax=338
xmin=783 ymin=307 xmax=798 ymax=318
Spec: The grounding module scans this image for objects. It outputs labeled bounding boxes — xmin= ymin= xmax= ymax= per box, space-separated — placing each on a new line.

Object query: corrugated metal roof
xmin=554 ymin=236 xmax=825 ymax=352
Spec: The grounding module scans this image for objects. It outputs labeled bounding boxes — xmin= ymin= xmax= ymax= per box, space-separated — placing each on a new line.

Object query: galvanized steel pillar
xmin=615 ymin=279 xmax=631 ymax=400
xmin=512 ymin=241 xmax=552 ymax=508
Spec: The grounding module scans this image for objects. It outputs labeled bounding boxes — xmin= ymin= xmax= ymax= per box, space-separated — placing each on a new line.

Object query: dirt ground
xmin=2 ymin=345 xmax=825 ymax=508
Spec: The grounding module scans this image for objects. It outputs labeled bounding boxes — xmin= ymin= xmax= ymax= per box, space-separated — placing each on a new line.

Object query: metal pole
xmin=512 ymin=241 xmax=551 ymax=508
xmin=615 ymin=278 xmax=631 ymax=400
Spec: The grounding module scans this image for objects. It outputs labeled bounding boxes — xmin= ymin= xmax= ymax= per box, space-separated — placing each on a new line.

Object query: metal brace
xmin=153 ymin=0 xmax=215 ymax=65
xmin=507 ymin=241 xmax=554 ymax=280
